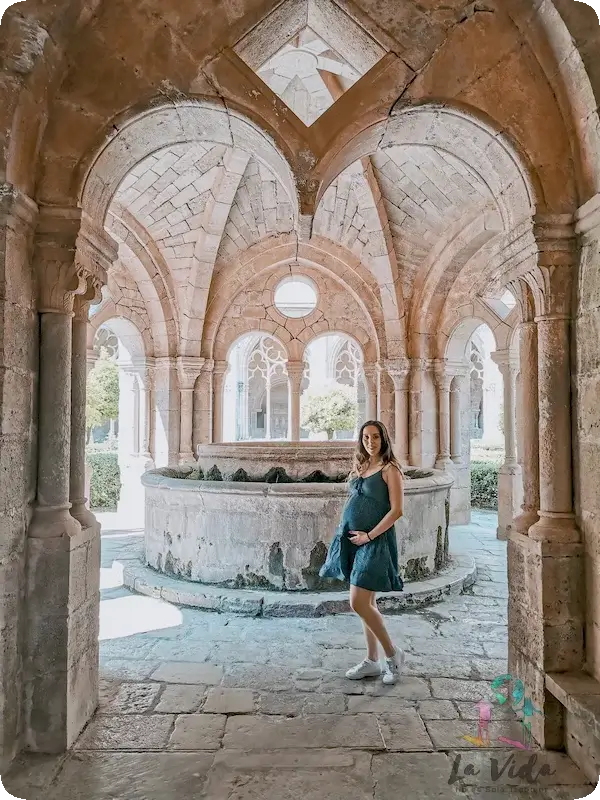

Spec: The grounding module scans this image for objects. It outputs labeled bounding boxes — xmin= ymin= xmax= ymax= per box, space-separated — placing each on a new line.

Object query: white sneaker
xmin=345 ymin=658 xmax=382 ymax=680
xmin=382 ymin=648 xmax=405 ymax=685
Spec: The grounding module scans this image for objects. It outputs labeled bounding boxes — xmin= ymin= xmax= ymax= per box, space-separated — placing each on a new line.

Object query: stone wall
xmin=0 ymin=188 xmax=38 ymax=770
xmin=575 ymin=213 xmax=600 ymax=681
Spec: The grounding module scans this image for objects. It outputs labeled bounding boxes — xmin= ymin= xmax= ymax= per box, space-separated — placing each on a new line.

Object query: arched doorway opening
xmin=88 ymin=317 xmax=152 ymax=527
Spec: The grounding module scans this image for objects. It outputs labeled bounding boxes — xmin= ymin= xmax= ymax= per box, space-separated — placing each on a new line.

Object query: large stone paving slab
xmin=46 ymin=752 xmax=214 ymax=800
xmin=168 ymin=714 xmax=227 ymax=750
xmin=75 ymin=714 xmax=175 ymax=750
xmin=150 ymin=662 xmax=223 ymax=685
xmin=372 ymin=752 xmax=465 ymax=799
xmin=154 ymin=684 xmax=207 ymax=713
xmin=377 ymin=710 xmax=434 ymax=751
xmin=222 ymin=713 xmax=385 ymax=750
xmin=97 ymin=682 xmax=161 ymax=714
xmin=202 ymin=749 xmax=375 ymax=800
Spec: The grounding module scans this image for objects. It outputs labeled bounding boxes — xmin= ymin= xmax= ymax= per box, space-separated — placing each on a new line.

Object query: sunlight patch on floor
xmin=99 ymin=595 xmax=183 ymax=640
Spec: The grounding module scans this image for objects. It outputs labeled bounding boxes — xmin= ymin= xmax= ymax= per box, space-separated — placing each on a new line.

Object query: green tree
xmin=86 ymin=350 xmax=119 ymax=441
xmin=301 ymin=385 xmax=357 ymax=440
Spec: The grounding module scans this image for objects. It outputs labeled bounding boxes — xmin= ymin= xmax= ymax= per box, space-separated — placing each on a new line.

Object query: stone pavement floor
xmin=4 ymin=511 xmax=594 ymax=799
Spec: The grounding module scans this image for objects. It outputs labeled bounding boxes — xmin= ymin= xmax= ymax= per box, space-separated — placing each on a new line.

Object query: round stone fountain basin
xmin=142 ymin=455 xmax=454 ymax=591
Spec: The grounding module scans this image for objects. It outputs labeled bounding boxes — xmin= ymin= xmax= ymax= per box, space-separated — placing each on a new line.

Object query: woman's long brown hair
xmin=350 ymin=420 xmax=401 ymax=478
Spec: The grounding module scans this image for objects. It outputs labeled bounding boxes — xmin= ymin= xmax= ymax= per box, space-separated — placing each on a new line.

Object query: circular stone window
xmin=274 ymin=276 xmax=318 ymax=319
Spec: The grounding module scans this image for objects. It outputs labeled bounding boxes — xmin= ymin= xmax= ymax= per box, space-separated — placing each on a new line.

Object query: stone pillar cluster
xmin=26 ymin=207 xmax=118 ymax=753
xmin=507 ymin=216 xmax=584 ymax=749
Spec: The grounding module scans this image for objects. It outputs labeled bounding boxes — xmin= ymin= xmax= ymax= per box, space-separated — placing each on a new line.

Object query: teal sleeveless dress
xmin=320 ymin=469 xmax=403 ymax=593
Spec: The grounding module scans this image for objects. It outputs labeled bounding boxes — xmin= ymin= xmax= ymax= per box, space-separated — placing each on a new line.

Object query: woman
xmin=320 ymin=420 xmax=405 ymax=685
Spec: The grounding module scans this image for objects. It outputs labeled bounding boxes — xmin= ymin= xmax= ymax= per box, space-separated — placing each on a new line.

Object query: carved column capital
xmin=73 ymin=274 xmax=103 ymax=322
xmin=530 ymin=213 xmax=577 ymax=319
xmin=286 ymin=360 xmax=305 ymax=392
xmin=432 ymin=359 xmax=453 ymax=391
xmin=384 ymin=358 xmax=410 ymax=391
xmin=177 ymin=356 xmax=206 ymax=390
xmin=491 ymin=350 xmax=519 ymax=377
xmin=35 ymin=208 xmax=118 ymax=315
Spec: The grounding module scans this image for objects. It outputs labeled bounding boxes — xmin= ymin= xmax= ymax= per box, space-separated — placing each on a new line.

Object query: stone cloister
xmin=2 ymin=0 xmax=600 ymax=793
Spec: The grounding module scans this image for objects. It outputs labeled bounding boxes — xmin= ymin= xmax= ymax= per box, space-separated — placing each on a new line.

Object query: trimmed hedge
xmin=87 ymin=451 xmax=121 ymax=510
xmin=471 ymin=460 xmax=499 ymax=510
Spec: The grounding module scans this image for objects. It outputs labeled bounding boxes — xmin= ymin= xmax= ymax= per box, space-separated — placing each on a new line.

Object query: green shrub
xmin=471 ymin=460 xmax=499 ymax=510
xmin=87 ymin=451 xmax=121 ymax=510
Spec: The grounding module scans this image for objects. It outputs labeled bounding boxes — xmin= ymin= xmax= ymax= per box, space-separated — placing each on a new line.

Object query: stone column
xmin=177 ymin=357 xmax=204 ymax=463
xmin=507 ymin=217 xmax=583 ymax=750
xmin=386 ymin=360 xmax=410 ymax=465
xmin=116 ymin=358 xmax=151 ymax=526
xmin=450 ymin=374 xmax=466 ymax=464
xmin=26 ymin=208 xmax=117 ymax=754
xmin=433 ymin=360 xmax=452 ymax=470
xmin=492 ymin=351 xmax=523 ymax=540
xmin=152 ymin=357 xmax=179 ymax=465
xmin=511 ymin=321 xmax=540 ymax=534
xmin=212 ymin=361 xmax=229 ymax=443
xmin=140 ymin=359 xmax=154 ymax=464
xmin=70 ymin=286 xmax=102 ymax=529
xmin=193 ymin=359 xmax=213 ymax=448
xmin=409 ymin=358 xmax=425 ymax=467
xmin=530 ymin=312 xmax=578 ymax=542
xmin=286 ymin=361 xmax=305 ymax=440
xmin=363 ymin=365 xmax=377 ymax=420
xmin=84 ymin=347 xmax=99 ymax=506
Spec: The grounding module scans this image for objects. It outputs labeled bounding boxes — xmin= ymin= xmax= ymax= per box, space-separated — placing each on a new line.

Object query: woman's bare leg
xmin=360 ymin=592 xmax=379 ymax=661
xmin=350 ymin=585 xmax=395 ymax=658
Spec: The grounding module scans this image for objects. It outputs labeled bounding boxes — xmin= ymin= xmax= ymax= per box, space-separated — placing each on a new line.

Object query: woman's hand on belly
xmin=348 ymin=531 xmax=370 ymax=546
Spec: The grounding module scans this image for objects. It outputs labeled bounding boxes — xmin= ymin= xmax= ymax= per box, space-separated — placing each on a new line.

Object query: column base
xmin=178 ymin=451 xmax=196 ymax=466
xmin=510 ymin=509 xmax=539 ymax=536
xmin=28 ymin=506 xmax=81 ymax=539
xmin=529 ymin=512 xmax=581 ymax=543
xmin=25 ymin=518 xmax=100 ymax=752
xmin=70 ymin=500 xmax=99 ymax=530
xmin=507 ymin=531 xmax=585 ymax=750
xmin=434 ymin=456 xmax=453 ymax=470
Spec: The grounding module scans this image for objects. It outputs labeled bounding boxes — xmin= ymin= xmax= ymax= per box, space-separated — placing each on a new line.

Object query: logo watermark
xmin=449 ymin=674 xmax=554 ymax=791
xmin=462 ymin=673 xmax=541 ymax=750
